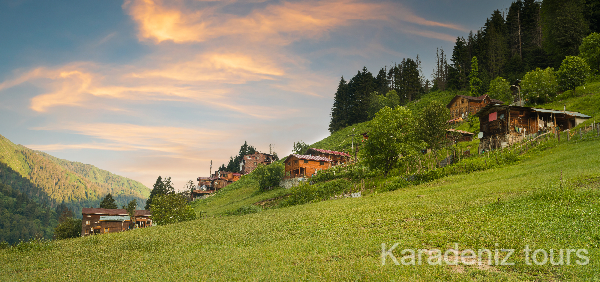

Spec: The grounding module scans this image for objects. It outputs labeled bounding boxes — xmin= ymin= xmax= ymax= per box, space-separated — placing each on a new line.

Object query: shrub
xmin=488 ymin=76 xmax=512 ymax=103
xmin=579 ymin=32 xmax=600 ymax=74
xmin=150 ymin=194 xmax=197 ymax=225
xmin=557 ymin=56 xmax=591 ymax=91
xmin=521 ymin=67 xmax=558 ymax=104
xmin=254 ymin=162 xmax=284 ymax=191
xmin=54 ymin=217 xmax=81 ymax=240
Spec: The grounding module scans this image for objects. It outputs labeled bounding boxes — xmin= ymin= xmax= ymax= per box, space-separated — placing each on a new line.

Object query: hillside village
xmin=2 ymin=0 xmax=600 ymax=280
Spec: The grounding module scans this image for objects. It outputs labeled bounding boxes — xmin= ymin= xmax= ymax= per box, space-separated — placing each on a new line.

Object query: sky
xmin=0 ymin=0 xmax=515 ymax=191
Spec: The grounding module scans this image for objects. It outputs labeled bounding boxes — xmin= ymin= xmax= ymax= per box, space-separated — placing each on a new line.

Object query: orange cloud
xmin=123 ymin=0 xmax=464 ymax=44
xmin=32 ymin=123 xmax=234 ymax=157
xmin=132 ymin=53 xmax=284 ymax=83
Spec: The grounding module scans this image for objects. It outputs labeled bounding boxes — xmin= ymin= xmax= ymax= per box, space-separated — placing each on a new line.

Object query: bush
xmin=150 ymin=194 xmax=197 ymax=225
xmin=579 ymin=32 xmax=600 ymax=74
xmin=54 ymin=217 xmax=81 ymax=240
xmin=521 ymin=67 xmax=558 ymax=104
xmin=254 ymin=162 xmax=284 ymax=191
xmin=557 ymin=56 xmax=590 ymax=91
xmin=488 ymin=76 xmax=512 ymax=103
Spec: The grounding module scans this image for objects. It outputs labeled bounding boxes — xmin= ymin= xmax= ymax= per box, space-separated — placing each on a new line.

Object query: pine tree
xmin=145 ymin=176 xmax=174 ymax=210
xmin=99 ymin=193 xmax=117 ymax=209
xmin=329 ymin=77 xmax=349 ymax=133
xmin=541 ymin=0 xmax=589 ymax=67
xmin=469 ymin=56 xmax=484 ymax=96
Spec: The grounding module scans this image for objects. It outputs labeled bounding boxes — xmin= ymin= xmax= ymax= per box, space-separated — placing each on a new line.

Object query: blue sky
xmin=0 ymin=0 xmax=514 ymax=190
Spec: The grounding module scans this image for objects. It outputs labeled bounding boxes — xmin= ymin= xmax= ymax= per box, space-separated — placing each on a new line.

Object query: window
xmin=320 ymin=161 xmax=324 ymax=165
xmin=104 ymin=228 xmax=109 ymax=233
xmin=303 ymin=160 xmax=308 ymax=163
xmin=86 ymin=221 xmax=90 ymax=225
xmin=294 ymin=160 xmax=298 ymax=164
xmin=254 ymin=162 xmax=257 ymax=165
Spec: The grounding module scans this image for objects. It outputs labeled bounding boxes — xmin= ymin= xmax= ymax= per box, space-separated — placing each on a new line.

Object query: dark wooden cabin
xmin=475 ymin=104 xmax=591 ymax=151
xmin=81 ymin=208 xmax=152 ymax=236
xmin=447 ymin=94 xmax=504 ymax=120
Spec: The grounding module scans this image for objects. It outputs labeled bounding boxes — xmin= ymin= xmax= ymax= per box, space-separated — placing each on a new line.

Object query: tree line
xmin=329 ymin=0 xmax=600 ymax=132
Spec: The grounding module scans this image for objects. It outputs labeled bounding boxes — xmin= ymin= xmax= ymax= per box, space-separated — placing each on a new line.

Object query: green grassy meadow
xmin=2 ymin=135 xmax=599 ymax=281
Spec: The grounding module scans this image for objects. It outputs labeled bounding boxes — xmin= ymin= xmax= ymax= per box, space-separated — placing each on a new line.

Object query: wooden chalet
xmin=81 ymin=208 xmax=152 ymax=236
xmin=447 ymin=94 xmax=504 ymax=120
xmin=446 ymin=128 xmax=474 ymax=142
xmin=240 ymin=152 xmax=276 ymax=175
xmin=475 ymin=104 xmax=591 ymax=150
xmin=284 ymin=154 xmax=332 ymax=179
xmin=305 ymin=148 xmax=351 ymax=166
xmin=193 ymin=171 xmax=242 ymax=200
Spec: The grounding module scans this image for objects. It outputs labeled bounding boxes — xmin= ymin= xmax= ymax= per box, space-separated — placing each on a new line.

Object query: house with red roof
xmin=305 ymin=148 xmax=351 ymax=166
xmin=284 ymin=154 xmax=332 ymax=179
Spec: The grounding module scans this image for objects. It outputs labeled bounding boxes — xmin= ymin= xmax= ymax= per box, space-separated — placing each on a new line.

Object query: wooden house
xmin=447 ymin=94 xmax=504 ymax=120
xmin=305 ymin=148 xmax=351 ymax=166
xmin=284 ymin=154 xmax=332 ymax=179
xmin=81 ymin=208 xmax=152 ymax=236
xmin=240 ymin=152 xmax=276 ymax=175
xmin=475 ymin=104 xmax=591 ymax=150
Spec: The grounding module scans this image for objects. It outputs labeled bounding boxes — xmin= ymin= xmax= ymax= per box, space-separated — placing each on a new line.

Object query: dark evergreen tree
xmin=541 ymin=0 xmax=589 ymax=67
xmin=99 ymin=193 xmax=118 ymax=209
xmin=144 ymin=176 xmax=174 ymax=210
xmin=347 ymin=67 xmax=375 ymax=125
xmin=221 ymin=141 xmax=257 ymax=173
xmin=374 ymin=67 xmax=389 ymax=95
xmin=432 ymin=47 xmax=449 ymax=91
xmin=448 ymin=37 xmax=469 ymax=90
xmin=585 ymin=0 xmax=600 ymax=33
xmin=329 ymin=77 xmax=349 ymax=132
xmin=484 ymin=10 xmax=509 ymax=79
xmin=400 ymin=59 xmax=421 ymax=102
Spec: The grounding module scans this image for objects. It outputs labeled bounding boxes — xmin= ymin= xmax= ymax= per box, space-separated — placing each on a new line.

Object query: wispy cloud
xmin=123 ymin=0 xmax=465 ymax=44
xmin=31 ymin=123 xmax=234 ymax=157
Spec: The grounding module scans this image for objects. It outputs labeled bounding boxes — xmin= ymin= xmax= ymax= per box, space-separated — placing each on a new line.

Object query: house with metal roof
xmin=475 ymin=104 xmax=591 ymax=151
xmin=81 ymin=208 xmax=152 ymax=236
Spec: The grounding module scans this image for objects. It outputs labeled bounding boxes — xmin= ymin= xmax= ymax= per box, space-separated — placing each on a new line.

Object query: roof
xmin=447 ymin=128 xmax=474 ymax=135
xmin=446 ymin=94 xmax=504 ymax=108
xmin=307 ymin=148 xmax=351 ymax=157
xmin=531 ymin=108 xmax=592 ymax=118
xmin=475 ymin=104 xmax=592 ymax=119
xmin=82 ymin=208 xmax=151 ymax=216
xmin=284 ymin=154 xmax=332 ymax=163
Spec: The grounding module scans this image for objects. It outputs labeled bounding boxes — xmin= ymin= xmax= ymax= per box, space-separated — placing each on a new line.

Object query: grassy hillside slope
xmin=2 ymin=138 xmax=599 ymax=280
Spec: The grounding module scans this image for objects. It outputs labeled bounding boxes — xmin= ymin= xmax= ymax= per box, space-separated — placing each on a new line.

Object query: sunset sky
xmin=0 ymin=0 xmax=514 ymax=190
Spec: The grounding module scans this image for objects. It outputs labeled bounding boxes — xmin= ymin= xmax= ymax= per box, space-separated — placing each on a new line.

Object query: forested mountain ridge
xmin=0 ymin=134 xmax=149 ymax=216
xmin=36 ymin=151 xmax=150 ymax=202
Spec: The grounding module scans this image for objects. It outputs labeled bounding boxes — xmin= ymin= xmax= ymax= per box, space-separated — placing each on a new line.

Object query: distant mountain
xmin=0 ymin=134 xmax=150 ymax=218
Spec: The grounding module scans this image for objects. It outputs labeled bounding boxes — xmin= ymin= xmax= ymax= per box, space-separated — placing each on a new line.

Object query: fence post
xmin=579 ymin=128 xmax=582 ymax=140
